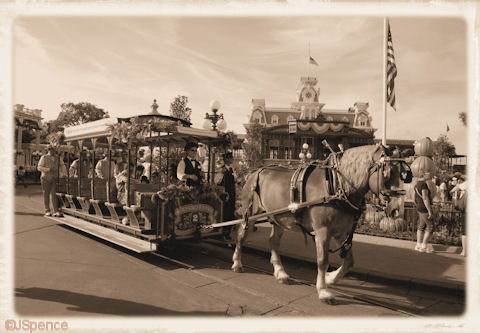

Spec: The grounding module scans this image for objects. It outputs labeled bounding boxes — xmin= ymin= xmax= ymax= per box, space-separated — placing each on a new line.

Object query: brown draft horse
xmin=232 ymin=144 xmax=407 ymax=304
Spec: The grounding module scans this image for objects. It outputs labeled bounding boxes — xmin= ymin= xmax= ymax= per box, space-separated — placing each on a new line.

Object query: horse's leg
xmin=232 ymin=222 xmax=246 ymax=272
xmin=325 ymin=217 xmax=355 ymax=286
xmin=269 ymin=222 xmax=290 ymax=284
xmin=325 ymin=245 xmax=354 ymax=286
xmin=232 ymin=217 xmax=256 ymax=273
xmin=314 ymin=226 xmax=336 ymax=304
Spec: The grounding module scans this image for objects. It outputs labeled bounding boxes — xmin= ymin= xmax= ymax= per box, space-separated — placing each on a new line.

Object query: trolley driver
xmin=177 ymin=142 xmax=202 ymax=187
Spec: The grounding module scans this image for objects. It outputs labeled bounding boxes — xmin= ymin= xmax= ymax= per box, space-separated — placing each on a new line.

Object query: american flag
xmin=309 ymin=56 xmax=319 ymax=66
xmin=386 ymin=22 xmax=397 ymax=111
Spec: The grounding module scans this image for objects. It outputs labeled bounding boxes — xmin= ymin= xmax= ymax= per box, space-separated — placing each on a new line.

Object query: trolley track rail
xmin=145 ymin=241 xmax=420 ymax=317
xmin=239 ymin=261 xmax=420 ymax=317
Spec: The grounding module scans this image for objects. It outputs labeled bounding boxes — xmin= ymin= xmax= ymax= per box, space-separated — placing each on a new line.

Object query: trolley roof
xmin=63 ymin=115 xmax=220 ymax=148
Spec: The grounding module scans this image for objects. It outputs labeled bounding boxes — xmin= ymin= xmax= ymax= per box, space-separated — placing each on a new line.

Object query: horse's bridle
xmin=367 ymin=152 xmax=412 ymax=207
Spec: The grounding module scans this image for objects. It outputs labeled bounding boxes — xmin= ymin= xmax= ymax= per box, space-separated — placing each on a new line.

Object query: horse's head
xmin=367 ymin=145 xmax=412 ymax=202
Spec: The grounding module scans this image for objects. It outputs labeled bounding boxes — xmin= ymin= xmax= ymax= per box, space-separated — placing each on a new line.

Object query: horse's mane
xmin=337 ymin=145 xmax=381 ymax=193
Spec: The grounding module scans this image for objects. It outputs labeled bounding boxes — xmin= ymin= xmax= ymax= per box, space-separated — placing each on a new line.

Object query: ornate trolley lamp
xmin=202 ymin=99 xmax=227 ymax=132
xmin=202 ymin=100 xmax=228 ymax=184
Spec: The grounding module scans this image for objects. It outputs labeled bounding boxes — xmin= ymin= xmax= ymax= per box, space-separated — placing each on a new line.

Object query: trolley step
xmin=47 ymin=214 xmax=157 ymax=253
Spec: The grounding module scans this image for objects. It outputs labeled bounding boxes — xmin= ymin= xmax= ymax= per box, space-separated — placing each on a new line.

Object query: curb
xmin=240 ymin=242 xmax=465 ymax=297
xmin=353 ymin=233 xmax=462 ymax=254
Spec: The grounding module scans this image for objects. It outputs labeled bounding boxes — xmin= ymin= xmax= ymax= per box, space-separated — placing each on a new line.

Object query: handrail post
xmin=66 ymin=142 xmax=71 ymax=194
xmin=127 ymin=140 xmax=132 ymax=207
xmin=91 ymin=138 xmax=97 ymax=200
xmin=78 ymin=140 xmax=83 ymax=196
xmin=107 ymin=136 xmax=113 ymax=203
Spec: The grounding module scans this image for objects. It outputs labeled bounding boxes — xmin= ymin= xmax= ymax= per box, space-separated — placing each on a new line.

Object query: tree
xmin=241 ymin=123 xmax=264 ymax=170
xmin=458 ymin=112 xmax=467 ymax=126
xmin=235 ymin=123 xmax=265 ymax=186
xmin=48 ymin=102 xmax=109 ymax=134
xmin=433 ymin=134 xmax=456 ymax=173
xmin=169 ymin=95 xmax=192 ymax=123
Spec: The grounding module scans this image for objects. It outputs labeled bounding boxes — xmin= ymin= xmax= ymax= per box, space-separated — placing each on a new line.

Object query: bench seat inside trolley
xmin=56 ymin=177 xmax=167 ymax=231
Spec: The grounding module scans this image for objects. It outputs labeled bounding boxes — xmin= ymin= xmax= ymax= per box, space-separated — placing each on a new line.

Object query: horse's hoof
xmin=318 ymin=290 xmax=336 ymax=304
xmin=232 ymin=266 xmax=243 ymax=273
xmin=277 ymin=277 xmax=290 ymax=285
xmin=322 ymin=297 xmax=338 ymax=305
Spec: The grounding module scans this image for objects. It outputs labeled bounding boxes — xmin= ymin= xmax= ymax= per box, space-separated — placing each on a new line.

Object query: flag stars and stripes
xmin=386 ymin=23 xmax=397 ymax=111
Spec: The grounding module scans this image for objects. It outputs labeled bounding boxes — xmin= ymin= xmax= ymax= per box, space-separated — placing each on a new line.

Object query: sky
xmin=13 ymin=14 xmax=469 ymax=154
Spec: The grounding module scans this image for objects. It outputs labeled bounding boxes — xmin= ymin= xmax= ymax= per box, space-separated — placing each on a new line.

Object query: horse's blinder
xmin=368 ymin=152 xmax=411 ymax=200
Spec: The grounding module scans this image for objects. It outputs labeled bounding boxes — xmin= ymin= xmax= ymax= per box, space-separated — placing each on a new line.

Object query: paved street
xmin=11 ymin=185 xmax=464 ymax=321
xmin=14 ymin=186 xmax=226 ymax=316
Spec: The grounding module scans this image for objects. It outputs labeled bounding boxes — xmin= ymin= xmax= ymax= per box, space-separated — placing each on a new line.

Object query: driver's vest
xmin=184 ymin=158 xmax=202 ymax=187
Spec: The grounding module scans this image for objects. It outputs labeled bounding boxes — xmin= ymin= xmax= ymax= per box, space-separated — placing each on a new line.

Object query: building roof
xmin=373 ymin=138 xmax=415 ymax=146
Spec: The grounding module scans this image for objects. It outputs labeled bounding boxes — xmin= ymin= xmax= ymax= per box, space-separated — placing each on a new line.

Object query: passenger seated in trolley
xmin=197 ymin=142 xmax=209 ymax=178
xmin=95 ymin=152 xmax=116 ymax=179
xmin=69 ymin=153 xmax=93 ymax=178
xmin=176 ymin=142 xmax=203 ymax=187
xmin=135 ymin=165 xmax=145 ymax=180
xmin=151 ymin=171 xmax=161 ymax=184
xmin=115 ymin=162 xmax=133 ymax=205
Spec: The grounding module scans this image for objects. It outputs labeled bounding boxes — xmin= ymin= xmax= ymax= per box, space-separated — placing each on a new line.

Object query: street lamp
xmin=203 ymin=99 xmax=227 ymax=131
xmin=299 ymin=143 xmax=312 ymax=162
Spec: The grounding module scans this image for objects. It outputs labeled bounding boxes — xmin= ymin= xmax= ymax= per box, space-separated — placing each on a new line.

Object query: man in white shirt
xmin=177 ymin=142 xmax=202 ymax=187
xmin=95 ymin=154 xmax=116 ymax=179
xmin=37 ymin=145 xmax=62 ymax=217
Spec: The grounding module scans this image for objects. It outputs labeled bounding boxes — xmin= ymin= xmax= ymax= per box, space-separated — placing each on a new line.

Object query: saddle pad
xmin=290 ymin=164 xmax=333 ymax=203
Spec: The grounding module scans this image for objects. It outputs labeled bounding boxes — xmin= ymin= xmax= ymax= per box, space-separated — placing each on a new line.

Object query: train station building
xmin=244 ymin=76 xmax=414 ymax=161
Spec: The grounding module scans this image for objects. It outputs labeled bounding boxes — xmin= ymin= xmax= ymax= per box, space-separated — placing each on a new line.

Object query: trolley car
xmin=50 ymin=113 xmax=231 ymax=252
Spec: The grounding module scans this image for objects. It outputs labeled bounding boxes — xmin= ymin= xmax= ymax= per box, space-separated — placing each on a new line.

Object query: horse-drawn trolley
xmin=50 ymin=113 xmax=233 ymax=252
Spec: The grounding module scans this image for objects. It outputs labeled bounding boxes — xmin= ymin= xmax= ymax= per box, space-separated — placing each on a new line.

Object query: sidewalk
xmin=242 ymin=223 xmax=466 ymax=293
xmin=20 ymin=186 xmax=466 ymax=294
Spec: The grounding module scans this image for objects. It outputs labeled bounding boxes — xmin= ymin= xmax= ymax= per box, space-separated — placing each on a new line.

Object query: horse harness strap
xmin=288 ymin=157 xmax=356 ymax=213
xmin=289 ymin=163 xmax=316 ymax=204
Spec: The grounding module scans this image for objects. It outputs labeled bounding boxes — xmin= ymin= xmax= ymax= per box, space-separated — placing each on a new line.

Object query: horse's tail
xmin=241 ymin=168 xmax=265 ymax=224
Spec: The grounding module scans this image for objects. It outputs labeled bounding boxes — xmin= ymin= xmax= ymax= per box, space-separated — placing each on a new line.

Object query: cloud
xmin=12 ymin=15 xmax=468 ymax=154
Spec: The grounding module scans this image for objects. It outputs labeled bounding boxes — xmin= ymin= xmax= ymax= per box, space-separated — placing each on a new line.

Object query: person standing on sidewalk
xmin=16 ymin=166 xmax=27 ymax=188
xmin=414 ymin=172 xmax=434 ymax=253
xmin=216 ymin=151 xmax=237 ymax=241
xmin=451 ymin=176 xmax=467 ymax=256
xmin=37 ymin=145 xmax=63 ymax=217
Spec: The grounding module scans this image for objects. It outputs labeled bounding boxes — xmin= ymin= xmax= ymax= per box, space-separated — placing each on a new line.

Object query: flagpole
xmin=307 ymin=42 xmax=310 ymax=78
xmin=382 ymin=17 xmax=388 ymax=146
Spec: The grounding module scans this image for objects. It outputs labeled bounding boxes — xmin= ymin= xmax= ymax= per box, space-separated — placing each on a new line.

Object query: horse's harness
xmin=249 ymin=144 xmax=409 ymax=257
xmin=260 ymin=144 xmax=395 ymax=214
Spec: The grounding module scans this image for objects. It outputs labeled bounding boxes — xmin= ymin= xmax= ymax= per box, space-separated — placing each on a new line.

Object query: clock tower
xmin=292 ymin=76 xmax=324 ymax=120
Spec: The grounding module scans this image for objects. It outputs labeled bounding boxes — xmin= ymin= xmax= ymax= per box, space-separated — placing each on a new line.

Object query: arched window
xmin=358 ymin=115 xmax=367 ymax=127
xmin=287 ymin=115 xmax=295 ymax=123
xmin=252 ymin=111 xmax=263 ymax=124
xmin=271 ymin=114 xmax=279 ymax=125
